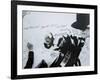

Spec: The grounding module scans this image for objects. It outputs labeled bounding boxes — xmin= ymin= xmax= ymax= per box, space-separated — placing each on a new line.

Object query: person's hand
xmin=27 ymin=42 xmax=33 ymax=50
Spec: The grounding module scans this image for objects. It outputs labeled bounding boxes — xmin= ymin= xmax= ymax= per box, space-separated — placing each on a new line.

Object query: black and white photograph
xmin=22 ymin=11 xmax=90 ymax=69
xmin=11 ymin=1 xmax=97 ymax=79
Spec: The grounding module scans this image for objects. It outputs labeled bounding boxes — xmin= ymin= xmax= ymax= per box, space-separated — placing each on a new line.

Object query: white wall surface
xmin=0 ymin=0 xmax=99 ymax=80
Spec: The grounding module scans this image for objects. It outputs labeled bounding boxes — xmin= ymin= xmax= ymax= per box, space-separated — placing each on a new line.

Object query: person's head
xmin=27 ymin=42 xmax=33 ymax=50
xmin=44 ymin=33 xmax=54 ymax=49
xmin=78 ymin=37 xmax=85 ymax=47
xmin=57 ymin=35 xmax=70 ymax=49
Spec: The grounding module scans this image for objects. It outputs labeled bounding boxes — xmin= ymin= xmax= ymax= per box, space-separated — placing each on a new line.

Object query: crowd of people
xmin=24 ymin=14 xmax=89 ymax=69
xmin=24 ymin=33 xmax=85 ymax=69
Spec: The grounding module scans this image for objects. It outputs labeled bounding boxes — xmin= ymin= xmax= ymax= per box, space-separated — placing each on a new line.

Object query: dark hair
xmin=44 ymin=33 xmax=54 ymax=49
